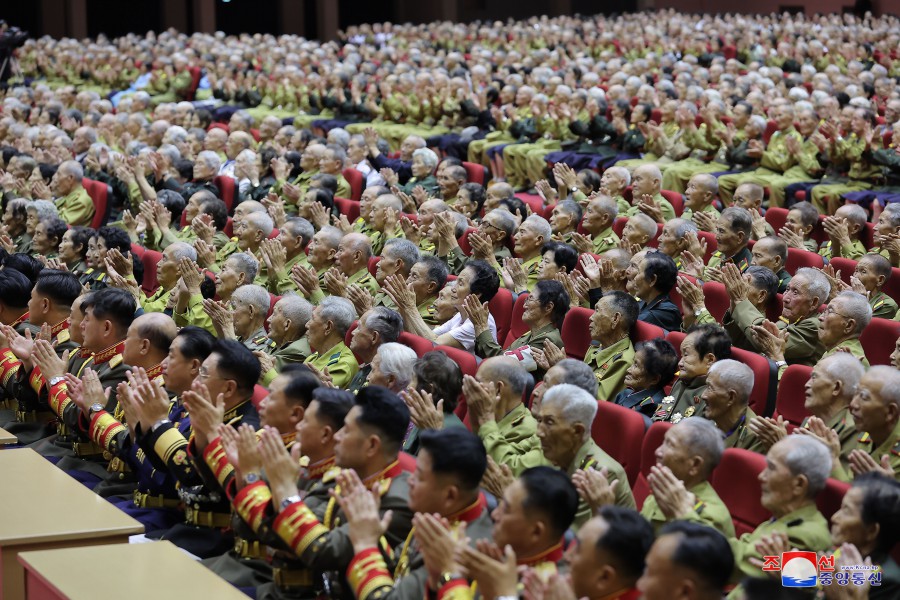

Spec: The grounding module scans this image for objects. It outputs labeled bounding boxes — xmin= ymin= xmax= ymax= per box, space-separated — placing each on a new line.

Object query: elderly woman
xmin=18 ymin=200 xmax=58 ymax=255
xmin=453 ymin=182 xmax=486 ymax=222
xmin=398 ymin=147 xmax=440 ymax=197
xmin=626 ymin=249 xmax=682 ymax=332
xmin=80 ymin=226 xmax=140 ymax=291
xmin=467 ymin=279 xmax=568 ymax=381
xmin=234 ymin=147 xmax=277 ymax=204
xmin=57 ymin=225 xmax=93 ymax=275
xmin=613 ymin=338 xmax=679 ymax=420
xmin=31 ymin=215 xmax=68 ymax=261
xmin=401 ymin=350 xmax=467 ymax=455
xmin=367 ymin=342 xmax=418 ymax=393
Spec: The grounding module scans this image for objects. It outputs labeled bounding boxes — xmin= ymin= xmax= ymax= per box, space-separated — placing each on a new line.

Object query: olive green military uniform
xmin=833 ymin=419 xmax=900 ymax=483
xmin=583 ymin=337 xmax=635 ymax=401
xmin=799 ymin=407 xmax=856 ymax=477
xmin=641 ymin=480 xmax=735 ymax=537
xmin=764 ymin=136 xmax=826 ymax=207
xmin=261 ymin=253 xmax=310 ymax=295
xmin=818 ymin=238 xmax=867 ymax=262
xmin=716 ymin=127 xmax=803 ymax=205
xmin=820 ymin=338 xmax=869 ymax=367
xmin=729 ymin=503 xmax=831 ymax=582
xmin=681 ymin=203 xmax=720 ymax=225
xmin=870 ymin=291 xmax=898 ymax=320
xmin=141 ymin=286 xmax=173 ymax=314
xmin=476 ymin=403 xmax=540 ymax=476
xmin=242 ymin=327 xmax=278 ymax=355
xmin=591 ymin=227 xmax=620 ymax=255
xmin=722 ymin=407 xmax=766 ymax=453
xmin=305 ymin=341 xmax=359 ymax=390
xmin=309 ymin=267 xmax=378 ymax=305
xmin=444 ymin=245 xmax=512 ymax=277
xmin=810 ymin=134 xmax=882 ymax=214
xmin=652 ymin=376 xmax=708 ymax=423
xmin=474 ymin=323 xmax=563 ymax=382
xmin=660 ymin=123 xmax=730 ymax=193
xmin=703 ymin=246 xmax=752 ymax=280
xmin=730 ymin=299 xmax=825 ymax=366
xmin=55 ymin=186 xmax=95 ymax=227
xmin=567 ymin=438 xmax=636 ymax=529
xmin=623 ymin=193 xmax=676 ymax=223
xmin=261 ymin=338 xmax=313 ymax=387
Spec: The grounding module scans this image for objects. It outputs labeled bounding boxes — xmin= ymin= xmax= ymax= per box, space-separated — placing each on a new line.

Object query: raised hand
xmin=647 ymin=465 xmax=696 ymax=519
xmin=401 ymin=387 xmax=443 ymax=431
xmin=462 ymin=294 xmax=491 ymax=336
xmin=334 ymin=469 xmax=391 ymax=553
xmin=258 ymin=426 xmax=301 ymax=506
xmin=572 ymin=466 xmax=616 ymax=512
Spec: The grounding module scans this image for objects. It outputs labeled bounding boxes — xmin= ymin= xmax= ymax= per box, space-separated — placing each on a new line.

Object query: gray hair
xmin=780 ymin=436 xmax=832 ymax=497
xmin=834 ymin=291 xmax=872 ymax=335
xmin=364 ymin=306 xmax=404 ymax=344
xmin=748 ymin=114 xmax=768 ymax=132
xmin=376 ymin=342 xmax=418 ymax=390
xmin=676 ymin=417 xmax=725 ymax=476
xmin=318 ymin=296 xmax=358 ymax=335
xmin=245 ymin=212 xmax=275 ymax=238
xmin=552 ymin=359 xmax=599 ymax=397
xmin=413 ymin=147 xmax=439 ymax=170
xmin=524 ymin=214 xmax=552 ymax=240
xmin=606 ymin=166 xmax=630 ymax=186
xmin=167 ymin=242 xmax=197 ymax=262
xmin=630 ymin=212 xmax=658 ymax=239
xmin=327 ymin=127 xmax=350 ymax=148
xmin=818 ymin=353 xmax=865 ymax=399
xmin=670 ymin=217 xmax=698 ymax=239
xmin=383 ymin=238 xmax=419 ymax=273
xmin=277 ymin=295 xmax=313 ymax=330
xmin=592 ymin=197 xmax=619 ymax=220
xmin=867 ymin=366 xmax=900 ymax=408
xmin=232 ymin=284 xmax=271 ymax=315
xmin=542 ymin=384 xmax=598 ymax=441
xmin=158 ymin=143 xmax=181 ymax=164
xmin=374 ymin=194 xmax=403 ymax=212
xmin=489 ymin=209 xmax=518 ymax=240
xmin=282 ymin=217 xmax=315 ymax=247
xmin=795 ymin=268 xmax=831 ymax=307
xmin=317 ymin=225 xmax=345 ymax=250
xmin=28 ymin=199 xmax=59 ymax=221
xmin=709 ymin=359 xmax=754 ymax=405
xmin=196 ymin=150 xmax=222 ymax=172
xmin=227 ymin=252 xmax=259 ymax=282
xmin=59 ymin=160 xmax=84 ymax=180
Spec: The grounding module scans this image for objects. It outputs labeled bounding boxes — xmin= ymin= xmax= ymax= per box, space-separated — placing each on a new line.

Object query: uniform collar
xmin=518 ymin=540 xmax=564 ymax=567
xmin=9 ymin=311 xmax=29 ymax=329
xmin=306 ymin=455 xmax=336 ymax=480
xmin=92 ymin=340 xmax=126 ymax=366
xmin=448 ymin=493 xmax=487 ymax=526
xmin=145 ymin=362 xmax=165 ymax=382
xmin=361 ymin=458 xmax=403 ymax=487
xmin=50 ymin=318 xmax=70 ymax=337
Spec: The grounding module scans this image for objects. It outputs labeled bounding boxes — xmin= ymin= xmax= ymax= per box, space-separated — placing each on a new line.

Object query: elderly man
xmin=623 ymin=164 xmax=675 ymax=224
xmin=304 ymin=296 xmax=359 ymax=389
xmin=700 ymin=359 xmax=764 ymax=452
xmin=531 ymin=358 xmax=599 ymax=415
xmin=539 ymin=383 xmax=636 ymax=527
xmin=503 ymin=215 xmax=551 ymax=293
xmin=657 ymin=218 xmax=699 ymax=272
xmin=640 ymin=418 xmax=734 ymax=536
xmin=367 ymin=194 xmax=404 ymax=256
xmin=257 ymin=296 xmax=314 ymax=385
xmin=346 ymin=307 xmax=404 ymax=394
xmin=565 ymin=507 xmax=655 ymax=600
xmin=853 ymin=253 xmax=898 ymax=320
xmin=729 ymin=436 xmax=832 ymax=581
xmin=681 ymin=174 xmax=720 ymax=231
xmin=750 ymin=235 xmax=791 ymax=294
xmin=259 ymin=217 xmax=314 ymax=294
xmin=361 ymin=238 xmax=420 ymax=312
xmin=584 ymin=291 xmax=637 ymax=401
xmin=818 ymin=291 xmax=872 ymax=366
xmin=695 ymin=207 xmax=753 ymax=280
xmin=731 ymin=267 xmax=829 ymax=366
xmin=366 ymin=342 xmax=418 ymax=393
xmin=141 ymin=242 xmax=197 ymax=313
xmin=573 ymin=196 xmax=619 ymax=256
xmin=750 ymin=353 xmax=863 ymax=469
xmin=637 ymin=521 xmax=734 ymax=600
xmin=548 ymin=200 xmax=582 ymax=245
xmin=437 ymin=164 xmax=468 ymax=206
xmin=365 ymin=129 xmax=426 ymax=184
xmin=314 ymin=232 xmax=378 ymax=304
xmin=225 ymin=284 xmax=275 ymax=354
xmin=49 ymin=160 xmax=94 ymax=226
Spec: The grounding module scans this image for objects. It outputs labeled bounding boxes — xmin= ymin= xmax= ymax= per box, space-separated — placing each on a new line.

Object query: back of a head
xmin=0 ymin=268 xmax=33 ymax=309
xmin=689 ymin=323 xmax=732 ymax=361
xmin=211 ymin=339 xmax=261 ymax=393
xmin=312 ymin=388 xmax=355 ymax=430
xmin=465 ymin=259 xmax=500 ymax=302
xmin=280 ymin=365 xmax=323 ymax=409
xmin=520 ymin=466 xmax=579 ymax=539
xmin=542 ymin=383 xmax=598 ymax=433
xmin=354 ymin=385 xmax=411 ymax=456
xmin=553 ymin=358 xmax=599 ymax=397
xmin=413 ymin=351 xmax=463 ymax=413
xmin=595 ymin=506 xmax=656 ymax=582
xmin=365 ymin=306 xmax=404 ymax=345
xmin=175 ymin=326 xmax=217 ymax=362
xmin=419 ymin=428 xmax=487 ymax=492
xmin=3 ymin=253 xmax=44 ymax=284
xmin=658 ymin=521 xmax=734 ymax=595
xmin=34 ymin=270 xmax=88 ymax=309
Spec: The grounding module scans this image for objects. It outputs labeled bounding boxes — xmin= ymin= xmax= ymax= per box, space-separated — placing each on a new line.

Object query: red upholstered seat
xmin=140 ymin=249 xmax=163 ymax=295
xmin=764 ymin=207 xmax=788 ymax=235
xmin=335 ymin=197 xmax=361 ymax=222
xmin=561 ymin=307 xmax=593 ymax=360
xmin=489 ymin=288 xmax=514 ymax=346
xmin=730 ymin=346 xmax=775 ymax=417
xmin=702 ymin=281 xmax=730 ymax=322
xmin=860 ymin=318 xmax=900 ymax=366
xmin=592 ymin=401 xmax=648 ymax=488
xmin=462 ymin=161 xmax=489 ymax=186
xmin=816 ymin=478 xmax=850 ymax=522
xmin=398 ymin=452 xmax=417 ymax=473
xmin=399 ymin=332 xmax=435 ymax=357
xmin=341 ymin=168 xmax=364 ymax=201
xmin=504 ymin=293 xmax=530 ymax=348
xmin=785 ymin=247 xmax=825 ymax=275
xmin=711 ymin=449 xmax=770 ymax=536
xmin=665 ymin=331 xmax=686 ymax=358
xmin=251 ymin=384 xmax=269 ymax=409
xmin=634 ymin=320 xmax=665 ymax=343
xmin=660 ymin=189 xmax=684 ymax=217
xmin=773 ymin=365 xmax=813 ymax=430
xmin=457 ymin=228 xmax=478 ymax=256
xmin=82 ymin=178 xmax=110 ymax=229
xmin=633 ymin=421 xmax=673 ymax=509
xmin=213 ymin=175 xmax=236 ymax=213
xmin=367 ymin=256 xmax=381 ymax=278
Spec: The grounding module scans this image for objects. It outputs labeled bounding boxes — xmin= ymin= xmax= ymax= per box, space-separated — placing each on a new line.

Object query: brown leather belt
xmin=273 ymin=566 xmax=314 ymax=588
xmin=73 ymin=440 xmax=105 ymax=457
xmin=184 ymin=506 xmax=232 ymax=528
xmin=134 ymin=490 xmax=181 ymax=509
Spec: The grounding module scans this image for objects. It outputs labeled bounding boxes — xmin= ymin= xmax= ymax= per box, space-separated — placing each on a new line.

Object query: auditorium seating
xmin=342 ymin=168 xmax=364 ymax=201
xmin=592 ymin=401 xmax=647 ymax=488
xmin=710 ymin=449 xmax=770 ymax=536
xmin=561 ymin=307 xmax=593 ymax=360
xmin=632 ymin=421 xmax=673 ymax=509
xmin=773 ymin=365 xmax=813 ymax=432
xmin=82 ymin=178 xmax=111 ymax=229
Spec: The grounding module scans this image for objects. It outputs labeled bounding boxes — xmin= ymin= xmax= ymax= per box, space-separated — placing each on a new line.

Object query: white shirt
xmin=354 ymin=161 xmax=386 ymax=189
xmin=433 ymin=313 xmax=497 ymax=352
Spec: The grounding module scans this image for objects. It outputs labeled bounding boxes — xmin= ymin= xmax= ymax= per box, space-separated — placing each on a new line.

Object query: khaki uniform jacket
xmin=476 ymin=403 xmax=540 ymax=477
xmin=591 ymin=226 xmax=620 ymax=255
xmin=730 ymin=299 xmax=825 ymax=366
xmin=583 ymin=336 xmax=635 ymax=401
xmin=722 ymin=407 xmax=765 ymax=453
xmin=55 ymin=186 xmax=95 ymax=227
xmin=641 ymin=480 xmax=735 ymax=537
xmin=305 ymin=341 xmax=359 ymax=390
xmin=652 ymin=376 xmax=707 ymax=423
xmin=820 ymin=337 xmax=870 ymax=367
xmin=567 ymin=438 xmax=636 ymax=529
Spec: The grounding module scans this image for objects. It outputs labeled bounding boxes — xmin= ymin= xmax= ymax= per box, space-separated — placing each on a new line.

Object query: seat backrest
xmin=768 ymin=293 xmax=784 ymax=322
xmin=860 ymin=318 xmax=900 ymax=366
xmin=82 ymin=178 xmax=110 ymax=229
xmin=773 ymin=364 xmax=813 ymax=428
xmin=763 ymin=120 xmax=778 ymax=144
xmin=130 ymin=243 xmax=146 ymax=260
xmin=140 ymin=249 xmax=163 ymax=295
xmin=344 ymin=320 xmax=358 ymax=349
xmin=518 ymin=194 xmax=545 ymax=217
xmin=633 ymin=421 xmax=673 ymax=509
xmin=213 ymin=175 xmax=236 ymax=213
xmin=341 ymin=168 xmax=364 ymax=201
xmin=592 ymin=401 xmax=647 ymax=488
xmin=504 ymin=292 xmax=530 ymax=348
xmin=711 ymin=449 xmax=771 ymax=537
xmin=613 ymin=217 xmax=628 ymax=239
xmin=542 ymin=203 xmax=556 ymax=221
xmin=764 ymin=207 xmax=789 ymax=236
xmin=660 ymin=189 xmax=684 ymax=217
xmin=434 ymin=345 xmax=478 ymax=379
xmin=398 ymin=452 xmax=417 ymax=473
xmin=696 ymin=230 xmax=718 ymax=263
xmin=702 ymin=281 xmax=730 ymax=322
xmin=489 ymin=288 xmax=514 ymax=346
xmin=785 ymin=247 xmax=825 ymax=275
xmin=730 ymin=346 xmax=775 ymax=417
xmin=561 ymin=307 xmax=594 ymax=360
xmin=885 ymin=267 xmax=900 ymax=307
xmin=399 ymin=332 xmax=435 ymax=357
xmin=665 ymin=330 xmax=686 ymax=358
xmin=634 ymin=320 xmax=665 ymax=343
xmin=457 ymin=228 xmax=478 ymax=256
xmin=368 ymin=256 xmax=381 ymax=278
xmin=816 ymin=478 xmax=850 ymax=523
xmin=335 ymin=197 xmax=361 ymax=223
xmin=251 ymin=384 xmax=268 ymax=409
xmin=462 ymin=161 xmax=488 ymax=186
xmin=827 ymin=257 xmax=858 ymax=286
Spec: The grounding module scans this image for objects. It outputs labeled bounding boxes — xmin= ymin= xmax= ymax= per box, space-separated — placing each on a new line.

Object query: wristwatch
xmin=150 ymin=418 xmax=171 ymax=433
xmin=89 ymin=402 xmax=104 ymax=416
xmin=280 ymin=494 xmax=302 ymax=511
xmin=774 ymin=360 xmax=787 ymax=368
xmin=48 ymin=376 xmax=66 ymax=386
xmin=244 ymin=472 xmax=262 ymax=484
xmin=694 ymin=307 xmax=708 ymax=317
xmin=570 ymin=185 xmax=578 ymax=192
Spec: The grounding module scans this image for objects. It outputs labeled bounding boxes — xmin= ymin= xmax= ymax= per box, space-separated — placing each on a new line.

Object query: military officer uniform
xmin=304 ymin=341 xmax=360 ymax=390
xmin=474 ymin=323 xmax=563 ymax=382
xmin=722 ymin=407 xmax=766 ymax=453
xmin=567 ymin=438 xmax=636 ymax=528
xmin=730 ymin=299 xmax=825 ymax=366
xmin=591 ymin=226 xmax=620 ymax=255
xmin=799 ymin=407 xmax=856 ymax=477
xmin=347 ymin=364 xmax=372 ymax=395
xmin=703 ymin=246 xmax=752 ymax=280
xmin=55 ymin=185 xmax=95 ymax=227
xmin=623 ymin=193 xmax=676 ymax=223
xmin=261 ymin=338 xmax=313 ymax=386
xmin=716 ymin=127 xmax=803 ymax=205
xmin=833 ymin=419 xmax=900 ymax=483
xmin=476 ymin=403 xmax=540 ymax=476
xmin=583 ymin=336 xmax=635 ymax=401
xmin=641 ymin=479 xmax=735 ymax=537
xmin=242 ymin=327 xmax=278 ymax=354
xmin=613 ymin=386 xmax=666 ymax=419
xmin=820 ymin=338 xmax=869 ymax=367
xmin=869 ymin=291 xmax=898 ymax=320
xmin=653 ymin=376 xmax=708 ymax=423
xmin=818 ymin=238 xmax=867 ymax=262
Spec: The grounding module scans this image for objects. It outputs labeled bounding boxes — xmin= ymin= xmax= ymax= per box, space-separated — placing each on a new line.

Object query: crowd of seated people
xmin=0 ymin=8 xmax=900 ymax=600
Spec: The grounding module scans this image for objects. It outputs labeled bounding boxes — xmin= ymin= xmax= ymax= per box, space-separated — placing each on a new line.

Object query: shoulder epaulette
xmin=322 ymin=466 xmax=341 ymax=483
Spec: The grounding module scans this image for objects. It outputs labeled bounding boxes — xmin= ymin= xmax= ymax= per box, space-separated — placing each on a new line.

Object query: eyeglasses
xmin=481 ymin=221 xmax=502 ymax=233
xmin=823 ymin=306 xmax=851 ymax=320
